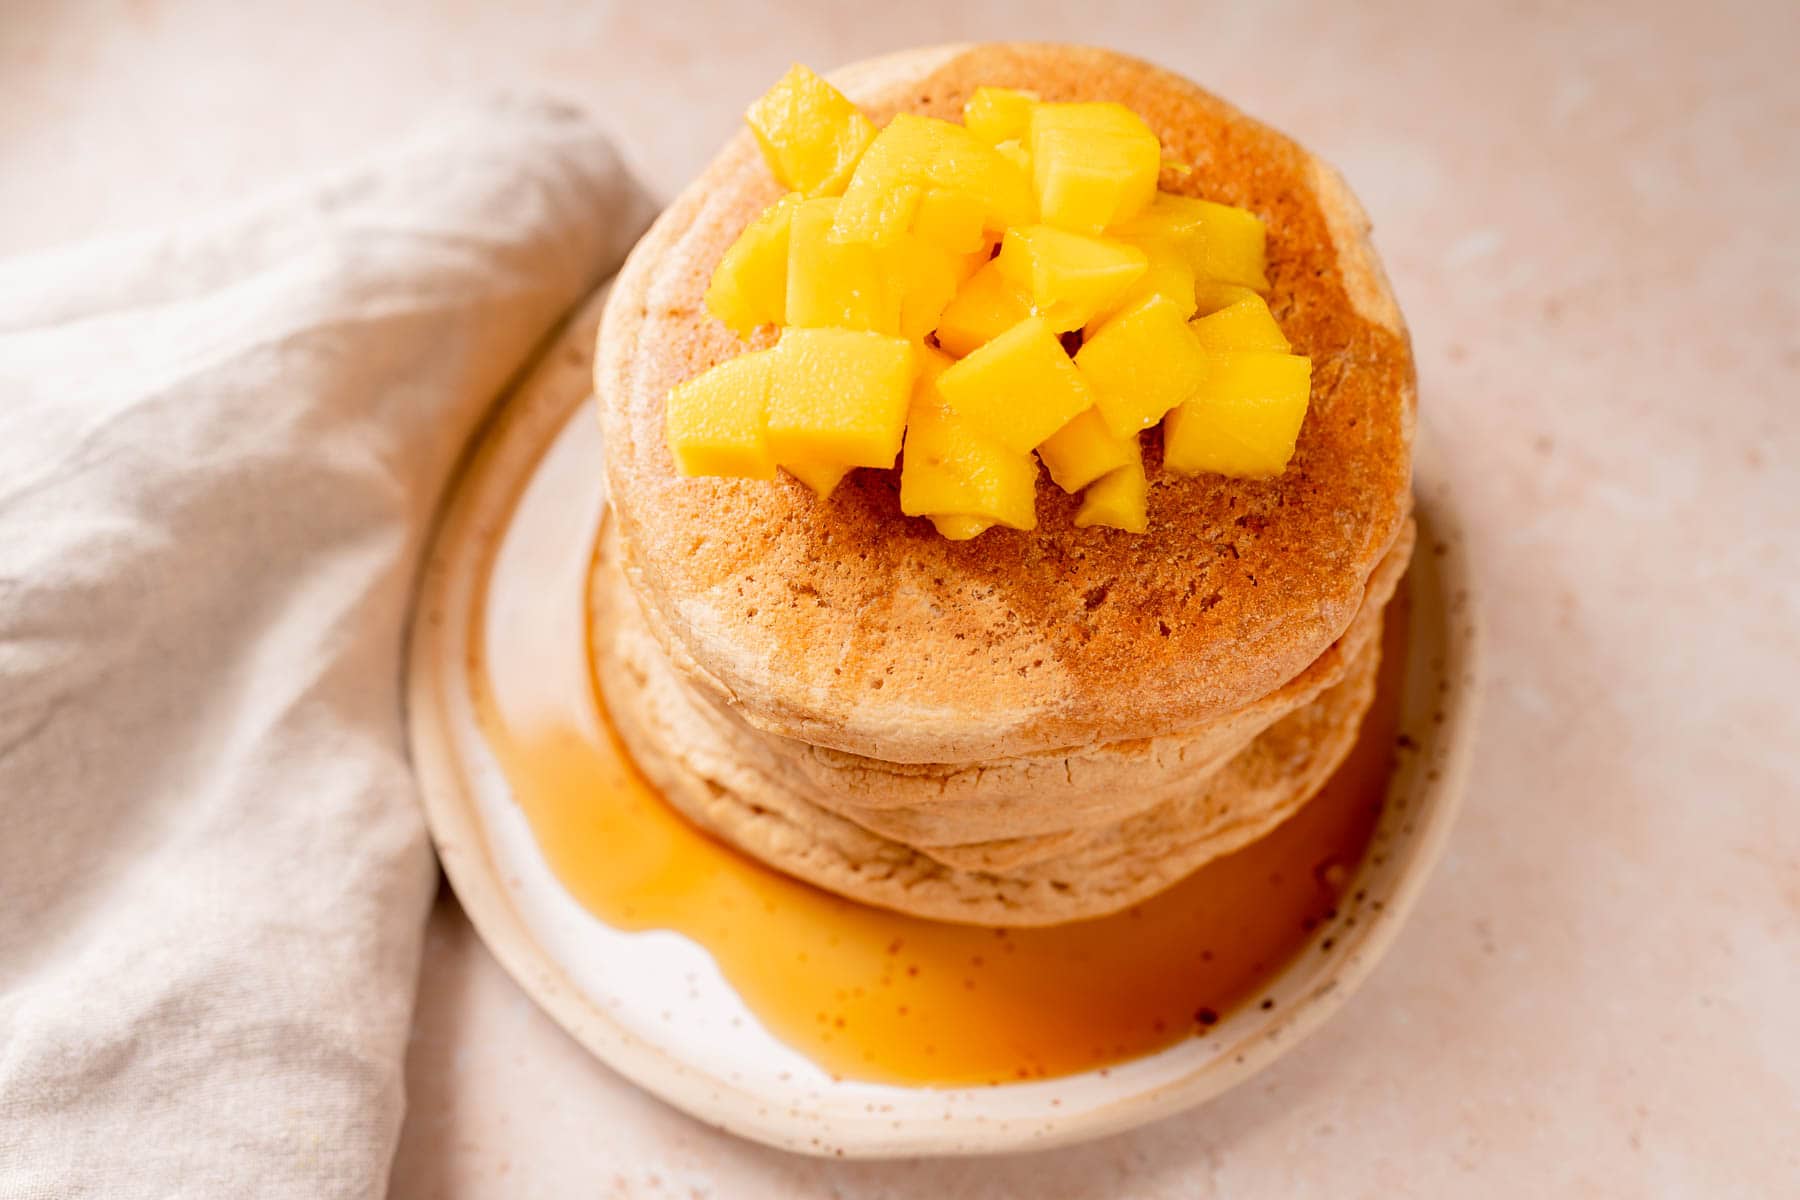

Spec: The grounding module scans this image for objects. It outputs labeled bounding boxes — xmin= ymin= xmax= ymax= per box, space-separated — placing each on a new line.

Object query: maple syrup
xmin=468 ymin=488 xmax=1403 ymax=1088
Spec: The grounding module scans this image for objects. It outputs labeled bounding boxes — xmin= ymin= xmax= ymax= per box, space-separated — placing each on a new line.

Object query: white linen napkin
xmin=0 ymin=98 xmax=653 ymax=1197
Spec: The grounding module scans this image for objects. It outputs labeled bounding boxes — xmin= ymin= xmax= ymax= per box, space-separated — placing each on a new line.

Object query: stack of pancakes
xmin=595 ymin=44 xmax=1415 ymax=927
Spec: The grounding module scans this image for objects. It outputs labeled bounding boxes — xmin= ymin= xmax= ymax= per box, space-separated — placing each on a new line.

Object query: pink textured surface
xmin=7 ymin=2 xmax=1795 ymax=1195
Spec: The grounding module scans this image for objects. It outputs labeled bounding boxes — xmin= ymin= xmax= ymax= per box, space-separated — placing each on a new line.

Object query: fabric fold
xmin=0 ymin=98 xmax=653 ymax=1198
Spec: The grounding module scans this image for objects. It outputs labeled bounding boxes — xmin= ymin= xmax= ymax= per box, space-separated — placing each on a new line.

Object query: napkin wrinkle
xmin=0 ymin=96 xmax=653 ymax=1197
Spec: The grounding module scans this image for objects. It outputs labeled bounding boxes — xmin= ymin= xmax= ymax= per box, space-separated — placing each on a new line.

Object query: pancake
xmin=593 ymin=518 xmax=1412 ymax=853
xmin=598 ymin=43 xmax=1416 ymax=764
xmin=594 ymin=516 xmax=1385 ymax=926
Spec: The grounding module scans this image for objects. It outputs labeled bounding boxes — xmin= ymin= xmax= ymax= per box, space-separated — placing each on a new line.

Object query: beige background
xmin=6 ymin=2 xmax=1796 ymax=1196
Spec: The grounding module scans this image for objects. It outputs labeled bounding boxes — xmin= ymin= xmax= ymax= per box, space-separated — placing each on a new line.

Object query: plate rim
xmin=403 ymin=292 xmax=1482 ymax=1159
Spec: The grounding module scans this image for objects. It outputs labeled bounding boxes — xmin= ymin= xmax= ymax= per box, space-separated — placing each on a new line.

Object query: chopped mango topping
xmin=935 ymin=316 xmax=1094 ymax=455
xmin=1192 ymin=280 xmax=1262 ymax=316
xmin=1095 ymin=238 xmax=1198 ymax=329
xmin=766 ymin=328 xmax=916 ymax=468
xmin=994 ymin=225 xmax=1148 ymax=332
xmin=963 ymin=87 xmax=1039 ymax=144
xmin=1190 ymin=293 xmax=1291 ymax=352
xmin=1075 ymin=453 xmax=1149 ymax=533
xmin=935 ymin=261 xmax=1030 ymax=358
xmin=746 ymin=65 xmax=878 ymax=196
xmin=893 ymin=237 xmax=974 ymax=343
xmin=1075 ymin=294 xmax=1211 ymax=438
xmin=833 ymin=114 xmax=1035 ymax=247
xmin=785 ymin=197 xmax=896 ymax=332
xmin=1028 ymin=102 xmax=1161 ymax=234
xmin=994 ymin=138 xmax=1031 ymax=175
xmin=929 ymin=514 xmax=996 ymax=540
xmin=1163 ymin=352 xmax=1312 ymax=478
xmin=1188 ymin=199 xmax=1271 ymax=291
xmin=1116 ymin=194 xmax=1269 ymax=290
xmin=913 ymin=188 xmax=991 ymax=254
xmin=782 ymin=460 xmax=853 ymax=498
xmin=671 ymin=66 xmax=1311 ymax=537
xmin=666 ymin=348 xmax=778 ymax=480
xmin=706 ymin=193 xmax=800 ymax=336
xmin=901 ymin=349 xmax=1039 ymax=534
xmin=1037 ymin=406 xmax=1139 ymax=493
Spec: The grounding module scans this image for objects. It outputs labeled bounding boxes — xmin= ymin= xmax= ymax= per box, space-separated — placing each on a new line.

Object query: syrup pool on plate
xmin=468 ymin=441 xmax=1404 ymax=1088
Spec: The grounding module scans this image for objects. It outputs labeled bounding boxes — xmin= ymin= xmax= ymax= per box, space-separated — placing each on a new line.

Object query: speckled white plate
xmin=405 ymin=290 xmax=1481 ymax=1158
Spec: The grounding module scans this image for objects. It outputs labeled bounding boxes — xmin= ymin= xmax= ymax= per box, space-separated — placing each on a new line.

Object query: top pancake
xmin=598 ymin=43 xmax=1415 ymax=764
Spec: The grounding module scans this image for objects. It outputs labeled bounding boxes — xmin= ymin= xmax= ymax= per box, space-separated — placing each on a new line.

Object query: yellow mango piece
xmin=1163 ymin=352 xmax=1312 ymax=478
xmin=1075 ymin=454 xmax=1149 ymax=533
xmin=935 ymin=315 xmax=1094 ymax=454
xmin=782 ymin=461 xmax=852 ymax=498
xmin=899 ymin=376 xmax=1039 ymax=533
xmin=1189 ymin=294 xmax=1291 ymax=352
xmin=1075 ymin=294 xmax=1210 ymax=438
xmin=746 ymin=64 xmax=877 ymax=196
xmin=784 ymin=197 xmax=897 ymax=332
xmin=962 ymin=87 xmax=1038 ymax=144
xmin=994 ymin=138 xmax=1031 ymax=175
xmin=1110 ymin=191 xmax=1205 ymax=245
xmin=1115 ymin=193 xmax=1270 ymax=290
xmin=1091 ymin=236 xmax=1198 ymax=329
xmin=1192 ymin=280 xmax=1261 ymax=316
xmin=892 ymin=236 xmax=964 ymax=342
xmin=767 ymin=328 xmax=916 ymax=468
xmin=833 ymin=114 xmax=1035 ymax=247
xmin=935 ymin=261 xmax=1030 ymax=358
xmin=1190 ymin=200 xmax=1270 ymax=291
xmin=955 ymin=244 xmax=997 ymax=283
xmin=665 ymin=349 xmax=778 ymax=480
xmin=912 ymin=188 xmax=990 ymax=254
xmin=1028 ymin=103 xmax=1161 ymax=234
xmin=705 ymin=193 xmax=800 ymax=336
xmin=930 ymin=515 xmax=995 ymax=540
xmin=1037 ymin=406 xmax=1138 ymax=493
xmin=995 ymin=225 xmax=1147 ymax=332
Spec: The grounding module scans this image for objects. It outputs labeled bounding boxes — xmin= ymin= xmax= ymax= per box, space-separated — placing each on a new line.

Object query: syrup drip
xmin=469 ymin=440 xmax=1402 ymax=1086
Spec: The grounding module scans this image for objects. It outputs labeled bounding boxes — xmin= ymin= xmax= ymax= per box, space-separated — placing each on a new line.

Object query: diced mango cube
xmin=994 ymin=224 xmax=1147 ymax=332
xmin=767 ymin=328 xmax=916 ymax=468
xmin=1116 ymin=194 xmax=1269 ymax=290
xmin=994 ymin=138 xmax=1031 ymax=175
xmin=1190 ymin=199 xmax=1270 ymax=291
xmin=962 ymin=87 xmax=1038 ymax=144
xmin=1190 ymin=293 xmax=1291 ymax=352
xmin=900 ymin=370 xmax=1039 ymax=533
xmin=935 ymin=261 xmax=1030 ymax=358
xmin=1037 ymin=406 xmax=1138 ymax=493
xmin=705 ymin=194 xmax=800 ymax=336
xmin=1028 ymin=103 xmax=1161 ymax=234
xmin=1074 ymin=294 xmax=1210 ymax=438
xmin=1075 ymin=454 xmax=1149 ymax=533
xmin=912 ymin=187 xmax=990 ymax=254
xmin=746 ymin=65 xmax=878 ymax=196
xmin=666 ymin=349 xmax=778 ymax=480
xmin=1092 ymin=237 xmax=1197 ymax=329
xmin=930 ymin=514 xmax=995 ymax=540
xmin=1192 ymin=280 xmax=1261 ymax=316
xmin=892 ymin=236 xmax=964 ymax=342
xmin=783 ymin=461 xmax=852 ymax=498
xmin=833 ymin=115 xmax=1036 ymax=247
xmin=1162 ymin=352 xmax=1312 ymax=478
xmin=935 ymin=315 xmax=1094 ymax=454
xmin=785 ymin=197 xmax=897 ymax=332
xmin=1110 ymin=191 xmax=1205 ymax=246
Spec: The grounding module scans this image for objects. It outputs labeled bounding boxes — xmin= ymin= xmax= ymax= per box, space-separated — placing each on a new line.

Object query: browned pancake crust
xmin=599 ymin=44 xmax=1415 ymax=762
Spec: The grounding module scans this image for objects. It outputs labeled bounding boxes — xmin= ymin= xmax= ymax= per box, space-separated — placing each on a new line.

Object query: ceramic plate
xmin=405 ymin=290 xmax=1480 ymax=1158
